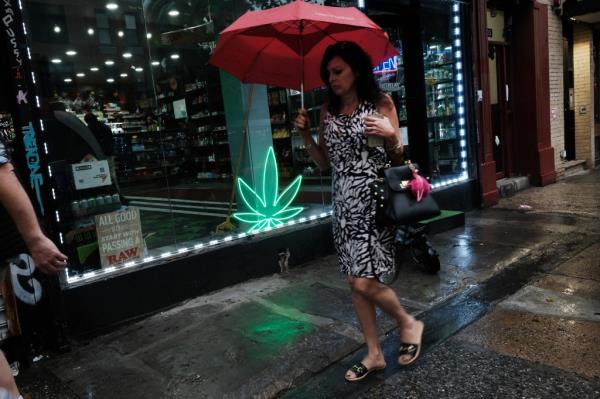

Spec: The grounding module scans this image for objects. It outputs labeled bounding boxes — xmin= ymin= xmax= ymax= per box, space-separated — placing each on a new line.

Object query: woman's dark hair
xmin=320 ymin=41 xmax=381 ymax=114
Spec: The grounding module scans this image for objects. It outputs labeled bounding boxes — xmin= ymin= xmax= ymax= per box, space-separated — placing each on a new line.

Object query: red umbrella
xmin=209 ymin=0 xmax=397 ymax=106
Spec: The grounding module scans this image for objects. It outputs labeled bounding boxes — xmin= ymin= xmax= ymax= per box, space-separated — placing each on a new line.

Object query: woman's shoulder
xmin=374 ymin=92 xmax=394 ymax=111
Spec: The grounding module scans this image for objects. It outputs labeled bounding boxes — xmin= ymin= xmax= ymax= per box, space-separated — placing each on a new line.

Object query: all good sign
xmin=95 ymin=207 xmax=143 ymax=267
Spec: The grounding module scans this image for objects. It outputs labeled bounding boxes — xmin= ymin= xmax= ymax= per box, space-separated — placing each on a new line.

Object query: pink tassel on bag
xmin=407 ymin=170 xmax=431 ymax=202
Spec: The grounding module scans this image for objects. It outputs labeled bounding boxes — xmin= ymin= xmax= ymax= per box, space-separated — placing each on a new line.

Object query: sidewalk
xmin=357 ymin=227 xmax=600 ymax=397
xmin=16 ymin=170 xmax=600 ymax=398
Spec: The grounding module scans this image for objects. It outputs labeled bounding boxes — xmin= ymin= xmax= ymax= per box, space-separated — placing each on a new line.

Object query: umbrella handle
xmin=299 ymin=20 xmax=305 ymax=111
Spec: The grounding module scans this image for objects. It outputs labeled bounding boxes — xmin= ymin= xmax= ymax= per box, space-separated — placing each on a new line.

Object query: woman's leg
xmin=345 ymin=277 xmax=386 ymax=379
xmin=350 ymin=278 xmax=423 ymax=363
xmin=350 ymin=277 xmax=414 ymax=328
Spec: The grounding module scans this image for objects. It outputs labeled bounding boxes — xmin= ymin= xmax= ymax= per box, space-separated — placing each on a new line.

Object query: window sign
xmin=72 ymin=160 xmax=112 ymax=190
xmin=373 ymin=56 xmax=399 ymax=75
xmin=233 ymin=147 xmax=303 ymax=233
xmin=95 ymin=207 xmax=143 ymax=267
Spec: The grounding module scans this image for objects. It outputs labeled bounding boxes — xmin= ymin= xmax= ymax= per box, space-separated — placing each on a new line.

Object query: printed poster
xmin=95 ymin=207 xmax=143 ymax=267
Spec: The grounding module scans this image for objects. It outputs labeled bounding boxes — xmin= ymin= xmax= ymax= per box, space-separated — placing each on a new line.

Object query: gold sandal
xmin=398 ymin=320 xmax=424 ymax=366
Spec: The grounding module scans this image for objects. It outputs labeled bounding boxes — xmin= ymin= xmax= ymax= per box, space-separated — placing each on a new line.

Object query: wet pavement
xmin=15 ymin=170 xmax=600 ymax=398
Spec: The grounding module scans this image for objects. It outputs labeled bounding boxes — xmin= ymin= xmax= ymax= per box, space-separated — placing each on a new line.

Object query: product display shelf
xmin=48 ymin=159 xmax=123 ymax=275
xmin=267 ymin=87 xmax=295 ymax=177
xmin=184 ymin=78 xmax=232 ymax=179
xmin=424 ymin=42 xmax=460 ymax=177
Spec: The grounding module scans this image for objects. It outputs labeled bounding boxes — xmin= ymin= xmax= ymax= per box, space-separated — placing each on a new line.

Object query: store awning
xmin=562 ymin=0 xmax=600 ymax=23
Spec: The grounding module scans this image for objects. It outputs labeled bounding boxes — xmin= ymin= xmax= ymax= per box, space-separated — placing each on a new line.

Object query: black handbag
xmin=369 ymin=164 xmax=441 ymax=226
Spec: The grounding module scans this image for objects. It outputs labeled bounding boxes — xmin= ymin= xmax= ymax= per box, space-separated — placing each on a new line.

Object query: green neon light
xmin=233 ymin=147 xmax=303 ymax=233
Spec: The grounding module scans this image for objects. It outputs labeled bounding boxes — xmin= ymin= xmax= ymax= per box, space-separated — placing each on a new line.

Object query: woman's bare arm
xmin=294 ymin=103 xmax=330 ymax=171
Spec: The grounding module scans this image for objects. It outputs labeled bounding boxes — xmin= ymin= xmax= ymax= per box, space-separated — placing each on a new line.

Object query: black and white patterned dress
xmin=324 ymin=100 xmax=395 ymax=279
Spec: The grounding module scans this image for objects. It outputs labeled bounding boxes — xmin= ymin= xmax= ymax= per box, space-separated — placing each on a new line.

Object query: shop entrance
xmin=488 ymin=43 xmax=513 ymax=179
xmin=563 ymin=24 xmax=576 ymax=160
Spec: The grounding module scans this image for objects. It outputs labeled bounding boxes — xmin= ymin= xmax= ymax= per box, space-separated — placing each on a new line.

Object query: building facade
xmin=1 ymin=0 xmax=479 ymax=352
xmin=472 ymin=0 xmax=561 ymax=207
xmin=561 ymin=0 xmax=600 ymax=170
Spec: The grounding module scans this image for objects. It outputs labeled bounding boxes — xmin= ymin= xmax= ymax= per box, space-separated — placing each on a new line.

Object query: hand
xmin=294 ymin=108 xmax=311 ymax=138
xmin=364 ymin=114 xmax=399 ymax=145
xmin=27 ymin=235 xmax=68 ymax=274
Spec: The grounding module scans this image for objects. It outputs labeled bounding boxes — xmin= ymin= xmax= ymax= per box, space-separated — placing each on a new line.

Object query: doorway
xmin=563 ymin=24 xmax=576 ymax=160
xmin=488 ymin=43 xmax=513 ymax=179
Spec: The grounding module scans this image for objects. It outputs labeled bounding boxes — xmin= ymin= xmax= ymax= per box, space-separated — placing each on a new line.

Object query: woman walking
xmin=294 ymin=41 xmax=424 ymax=382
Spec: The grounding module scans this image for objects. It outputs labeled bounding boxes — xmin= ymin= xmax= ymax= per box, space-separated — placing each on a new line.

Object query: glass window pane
xmin=142 ymin=0 xmax=332 ymax=250
xmin=422 ymin=2 xmax=464 ymax=182
xmin=98 ymin=30 xmax=111 ymax=45
xmin=96 ymin=13 xmax=109 ymax=29
xmin=125 ymin=14 xmax=137 ymax=30
xmin=23 ymin=0 xmax=178 ymax=279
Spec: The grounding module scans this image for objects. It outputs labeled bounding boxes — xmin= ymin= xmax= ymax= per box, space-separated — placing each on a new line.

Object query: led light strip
xmin=19 ymin=13 xmax=65 ymax=268
xmin=64 ymin=210 xmax=335 ymax=285
xmin=432 ymin=2 xmax=469 ymax=191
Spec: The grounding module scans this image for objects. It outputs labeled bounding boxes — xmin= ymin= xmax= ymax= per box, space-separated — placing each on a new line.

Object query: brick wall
xmin=573 ymin=24 xmax=595 ymax=167
xmin=545 ymin=2 xmax=566 ymax=176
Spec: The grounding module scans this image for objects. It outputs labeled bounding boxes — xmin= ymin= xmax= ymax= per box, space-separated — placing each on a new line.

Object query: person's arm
xmin=364 ymin=94 xmax=404 ymax=165
xmin=0 ymin=163 xmax=67 ymax=273
xmin=294 ymin=104 xmax=330 ymax=171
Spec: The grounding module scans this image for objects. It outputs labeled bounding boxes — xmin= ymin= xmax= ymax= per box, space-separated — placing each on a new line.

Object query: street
xmin=16 ymin=169 xmax=600 ymax=398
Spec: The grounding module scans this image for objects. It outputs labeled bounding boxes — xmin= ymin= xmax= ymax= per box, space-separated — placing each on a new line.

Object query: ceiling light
xmin=53 ymin=25 xmax=61 ymax=33
xmin=135 ymin=67 xmax=143 ymax=72
xmin=120 ymin=73 xmax=128 ymax=77
xmin=146 ymin=32 xmax=152 ymax=39
xmin=76 ymin=73 xmax=85 ymax=77
xmin=51 ymin=58 xmax=62 ymax=64
xmin=64 ymin=78 xmax=72 ymax=83
xmin=118 ymin=30 xmax=124 ymax=38
xmin=87 ymin=28 xmax=94 ymax=35
xmin=106 ymin=78 xmax=115 ymax=83
xmin=122 ymin=52 xmax=132 ymax=58
xmin=170 ymin=53 xmax=180 ymax=60
xmin=66 ymin=50 xmax=77 ymax=56
xmin=106 ymin=3 xmax=118 ymax=10
xmin=168 ymin=10 xmax=180 ymax=17
xmin=90 ymin=67 xmax=99 ymax=71
xmin=105 ymin=60 xmax=114 ymax=66
xmin=151 ymin=61 xmax=160 ymax=66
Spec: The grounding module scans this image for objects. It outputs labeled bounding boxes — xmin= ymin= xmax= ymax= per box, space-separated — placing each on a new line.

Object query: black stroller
xmin=395 ymin=224 xmax=440 ymax=274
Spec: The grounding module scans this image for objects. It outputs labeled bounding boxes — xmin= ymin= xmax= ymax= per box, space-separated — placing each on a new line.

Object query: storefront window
xmin=422 ymin=1 xmax=469 ymax=185
xmin=19 ymin=0 xmax=470 ymax=284
xmin=369 ymin=1 xmax=469 ymax=187
xmin=22 ymin=0 xmax=332 ymax=283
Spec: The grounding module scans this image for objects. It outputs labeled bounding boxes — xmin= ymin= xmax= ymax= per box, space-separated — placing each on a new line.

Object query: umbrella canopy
xmin=209 ymin=0 xmax=397 ymax=92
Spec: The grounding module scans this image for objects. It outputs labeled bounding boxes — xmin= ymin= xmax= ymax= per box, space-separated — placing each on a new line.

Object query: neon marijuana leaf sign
xmin=233 ymin=147 xmax=303 ymax=233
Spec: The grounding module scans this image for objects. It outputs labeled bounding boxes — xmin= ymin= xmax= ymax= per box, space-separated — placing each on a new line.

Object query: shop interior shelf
xmin=425 ymin=61 xmax=454 ymax=68
xmin=427 ymin=114 xmax=455 ymax=122
xmin=425 ymin=79 xmax=454 ymax=86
